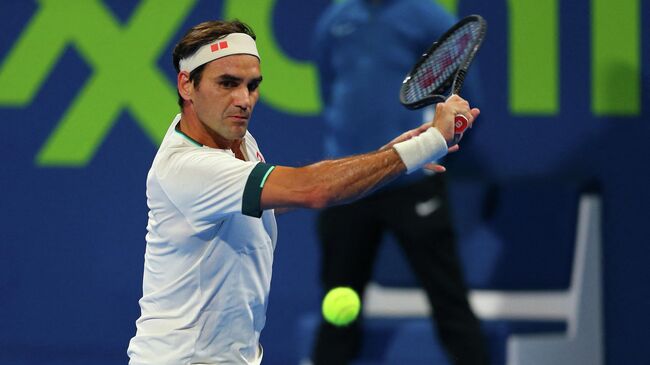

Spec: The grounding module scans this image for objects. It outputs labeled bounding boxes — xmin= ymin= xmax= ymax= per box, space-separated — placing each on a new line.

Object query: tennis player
xmin=127 ymin=20 xmax=479 ymax=365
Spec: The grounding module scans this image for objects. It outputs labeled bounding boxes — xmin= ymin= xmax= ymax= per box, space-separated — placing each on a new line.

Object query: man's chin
xmin=231 ymin=125 xmax=248 ymax=138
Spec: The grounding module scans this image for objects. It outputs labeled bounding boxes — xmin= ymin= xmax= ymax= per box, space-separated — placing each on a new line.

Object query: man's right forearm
xmin=260 ymin=128 xmax=449 ymax=210
xmin=260 ymin=147 xmax=407 ymax=210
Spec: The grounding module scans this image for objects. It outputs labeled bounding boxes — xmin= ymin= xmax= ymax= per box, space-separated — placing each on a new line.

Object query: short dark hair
xmin=172 ymin=20 xmax=257 ymax=108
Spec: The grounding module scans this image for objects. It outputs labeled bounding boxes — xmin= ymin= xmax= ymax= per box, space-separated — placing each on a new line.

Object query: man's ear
xmin=177 ymin=71 xmax=192 ymax=101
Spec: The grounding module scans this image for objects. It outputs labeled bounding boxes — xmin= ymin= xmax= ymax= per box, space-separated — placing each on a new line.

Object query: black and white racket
xmin=400 ymin=15 xmax=487 ymax=145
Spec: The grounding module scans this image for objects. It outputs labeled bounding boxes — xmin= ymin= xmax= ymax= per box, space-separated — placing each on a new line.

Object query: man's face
xmin=189 ymin=54 xmax=262 ymax=142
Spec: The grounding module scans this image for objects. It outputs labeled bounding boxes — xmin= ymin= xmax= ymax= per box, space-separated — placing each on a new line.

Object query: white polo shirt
xmin=128 ymin=114 xmax=277 ymax=365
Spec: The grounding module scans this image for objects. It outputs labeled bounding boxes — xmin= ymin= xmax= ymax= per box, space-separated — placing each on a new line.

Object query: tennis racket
xmin=400 ymin=15 xmax=487 ymax=145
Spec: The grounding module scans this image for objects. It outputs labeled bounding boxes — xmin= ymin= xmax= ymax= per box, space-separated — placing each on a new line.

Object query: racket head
xmin=400 ymin=15 xmax=487 ymax=110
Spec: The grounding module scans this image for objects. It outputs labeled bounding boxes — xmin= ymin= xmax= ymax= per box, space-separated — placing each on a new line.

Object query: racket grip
xmin=451 ymin=114 xmax=469 ymax=146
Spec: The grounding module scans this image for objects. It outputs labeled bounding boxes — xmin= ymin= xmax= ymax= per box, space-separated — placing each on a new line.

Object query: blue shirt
xmin=313 ymin=0 xmax=457 ymax=186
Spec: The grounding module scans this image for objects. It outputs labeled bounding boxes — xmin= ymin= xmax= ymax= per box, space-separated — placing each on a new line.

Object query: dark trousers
xmin=312 ymin=175 xmax=489 ymax=365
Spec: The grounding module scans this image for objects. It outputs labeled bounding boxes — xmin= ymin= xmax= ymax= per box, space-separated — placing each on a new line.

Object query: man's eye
xmin=248 ymin=81 xmax=260 ymax=91
xmin=221 ymin=81 xmax=237 ymax=88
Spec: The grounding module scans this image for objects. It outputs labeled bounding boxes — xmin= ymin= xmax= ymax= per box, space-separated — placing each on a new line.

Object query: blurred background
xmin=0 ymin=0 xmax=648 ymax=364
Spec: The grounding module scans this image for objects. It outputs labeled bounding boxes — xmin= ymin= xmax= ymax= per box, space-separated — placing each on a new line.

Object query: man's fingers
xmin=424 ymin=163 xmax=446 ymax=172
xmin=465 ymin=108 xmax=480 ymax=128
xmin=469 ymin=108 xmax=480 ymax=122
xmin=458 ymin=107 xmax=480 ymax=127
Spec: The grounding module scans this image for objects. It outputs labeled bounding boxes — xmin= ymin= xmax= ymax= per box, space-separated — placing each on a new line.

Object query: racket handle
xmin=451 ymin=114 xmax=469 ymax=146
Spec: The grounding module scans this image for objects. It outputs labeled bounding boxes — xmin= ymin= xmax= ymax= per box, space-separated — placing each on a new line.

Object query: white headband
xmin=179 ymin=33 xmax=260 ymax=73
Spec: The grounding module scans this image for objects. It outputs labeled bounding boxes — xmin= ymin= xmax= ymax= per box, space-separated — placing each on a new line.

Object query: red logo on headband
xmin=210 ymin=41 xmax=229 ymax=52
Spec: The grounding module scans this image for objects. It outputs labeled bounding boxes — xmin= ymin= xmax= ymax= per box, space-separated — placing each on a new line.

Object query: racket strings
xmin=401 ymin=21 xmax=483 ymax=103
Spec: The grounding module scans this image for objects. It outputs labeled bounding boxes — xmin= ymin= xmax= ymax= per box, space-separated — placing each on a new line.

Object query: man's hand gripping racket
xmin=400 ymin=15 xmax=487 ymax=146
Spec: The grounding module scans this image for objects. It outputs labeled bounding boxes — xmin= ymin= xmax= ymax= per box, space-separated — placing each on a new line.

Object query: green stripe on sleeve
xmin=260 ymin=166 xmax=276 ymax=188
xmin=242 ymin=163 xmax=276 ymax=218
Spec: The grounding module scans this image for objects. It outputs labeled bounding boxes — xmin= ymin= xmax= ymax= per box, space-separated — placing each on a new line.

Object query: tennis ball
xmin=322 ymin=287 xmax=361 ymax=327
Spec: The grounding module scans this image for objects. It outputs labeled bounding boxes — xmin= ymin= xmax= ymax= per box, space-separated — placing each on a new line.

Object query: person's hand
xmin=380 ymin=123 xmax=431 ymax=150
xmin=432 ymin=95 xmax=480 ymax=144
xmin=423 ymin=144 xmax=459 ymax=173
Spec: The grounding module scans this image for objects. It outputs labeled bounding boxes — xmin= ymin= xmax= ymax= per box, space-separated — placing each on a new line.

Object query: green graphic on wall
xmin=0 ymin=0 xmax=641 ymax=167
xmin=0 ymin=0 xmax=196 ymax=166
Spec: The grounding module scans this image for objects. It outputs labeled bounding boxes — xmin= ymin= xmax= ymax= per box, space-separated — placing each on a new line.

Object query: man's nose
xmin=233 ymin=86 xmax=250 ymax=110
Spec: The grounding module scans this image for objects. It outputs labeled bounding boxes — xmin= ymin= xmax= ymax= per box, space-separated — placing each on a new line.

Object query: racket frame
xmin=399 ymin=14 xmax=487 ymax=110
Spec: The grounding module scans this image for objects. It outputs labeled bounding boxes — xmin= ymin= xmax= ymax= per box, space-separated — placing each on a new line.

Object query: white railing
xmin=363 ymin=195 xmax=604 ymax=365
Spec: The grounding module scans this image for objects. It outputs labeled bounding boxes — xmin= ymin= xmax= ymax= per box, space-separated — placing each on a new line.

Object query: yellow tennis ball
xmin=322 ymin=287 xmax=361 ymax=326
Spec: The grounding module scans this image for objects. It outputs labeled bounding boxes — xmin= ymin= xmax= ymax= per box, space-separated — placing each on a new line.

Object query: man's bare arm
xmin=261 ymin=148 xmax=405 ymax=210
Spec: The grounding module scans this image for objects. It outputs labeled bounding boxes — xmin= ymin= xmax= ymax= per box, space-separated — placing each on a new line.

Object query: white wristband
xmin=392 ymin=128 xmax=448 ymax=174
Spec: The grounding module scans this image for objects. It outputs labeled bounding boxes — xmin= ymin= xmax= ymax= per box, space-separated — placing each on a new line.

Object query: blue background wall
xmin=1 ymin=0 xmax=648 ymax=364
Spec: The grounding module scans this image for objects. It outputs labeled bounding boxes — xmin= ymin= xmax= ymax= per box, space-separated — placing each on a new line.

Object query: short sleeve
xmin=242 ymin=163 xmax=276 ymax=218
xmin=155 ymin=149 xmax=274 ymax=230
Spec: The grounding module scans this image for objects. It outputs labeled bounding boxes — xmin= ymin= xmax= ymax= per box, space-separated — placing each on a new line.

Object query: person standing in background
xmin=311 ymin=1 xmax=490 ymax=364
